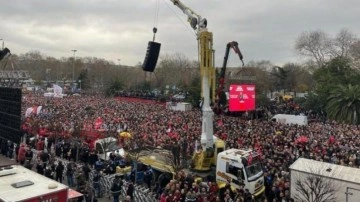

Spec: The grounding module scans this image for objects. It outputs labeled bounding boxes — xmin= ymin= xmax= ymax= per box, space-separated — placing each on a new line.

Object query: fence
xmin=55 ymin=157 xmax=158 ymax=202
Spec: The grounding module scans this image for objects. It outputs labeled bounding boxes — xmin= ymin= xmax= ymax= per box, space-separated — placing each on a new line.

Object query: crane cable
xmin=153 ymin=0 xmax=160 ymax=41
xmin=162 ymin=0 xmax=196 ymax=37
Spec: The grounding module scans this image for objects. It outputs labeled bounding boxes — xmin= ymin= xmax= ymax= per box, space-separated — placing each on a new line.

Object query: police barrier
xmin=55 ymin=157 xmax=157 ymax=202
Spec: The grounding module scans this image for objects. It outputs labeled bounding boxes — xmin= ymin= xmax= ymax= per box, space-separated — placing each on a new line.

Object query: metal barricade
xmin=53 ymin=157 xmax=158 ymax=202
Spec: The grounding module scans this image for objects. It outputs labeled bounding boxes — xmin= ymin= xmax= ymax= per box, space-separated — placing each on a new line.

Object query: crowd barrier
xmin=30 ymin=150 xmax=158 ymax=202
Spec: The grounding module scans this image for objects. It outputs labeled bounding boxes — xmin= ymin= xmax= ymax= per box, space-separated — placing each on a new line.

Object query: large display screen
xmin=229 ymin=84 xmax=255 ymax=111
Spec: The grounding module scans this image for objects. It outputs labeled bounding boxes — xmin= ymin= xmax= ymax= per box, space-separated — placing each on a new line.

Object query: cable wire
xmin=154 ymin=0 xmax=160 ymax=28
xmin=162 ymin=0 xmax=197 ymax=37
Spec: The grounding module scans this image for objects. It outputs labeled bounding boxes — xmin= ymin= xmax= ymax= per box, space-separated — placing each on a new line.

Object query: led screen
xmin=229 ymin=84 xmax=255 ymax=111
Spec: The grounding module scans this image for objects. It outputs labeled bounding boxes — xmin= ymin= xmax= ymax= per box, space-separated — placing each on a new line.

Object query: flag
xmin=24 ymin=106 xmax=42 ymax=117
xmin=53 ymin=84 xmax=63 ymax=98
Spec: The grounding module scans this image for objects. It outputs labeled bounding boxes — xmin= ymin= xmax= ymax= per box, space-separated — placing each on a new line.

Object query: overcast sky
xmin=1 ymin=0 xmax=359 ymax=67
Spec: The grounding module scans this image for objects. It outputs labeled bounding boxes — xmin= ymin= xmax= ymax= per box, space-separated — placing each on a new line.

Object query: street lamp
xmin=0 ymin=39 xmax=3 ymax=50
xmin=71 ymin=49 xmax=77 ymax=84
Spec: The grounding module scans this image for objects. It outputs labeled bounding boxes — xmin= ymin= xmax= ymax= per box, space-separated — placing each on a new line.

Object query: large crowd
xmin=1 ymin=92 xmax=360 ymax=202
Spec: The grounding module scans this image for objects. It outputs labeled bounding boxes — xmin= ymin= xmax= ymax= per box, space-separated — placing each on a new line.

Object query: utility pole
xmin=71 ymin=49 xmax=77 ymax=85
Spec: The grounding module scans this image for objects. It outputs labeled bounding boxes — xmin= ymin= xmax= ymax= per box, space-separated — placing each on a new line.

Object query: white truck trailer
xmin=166 ymin=102 xmax=192 ymax=111
xmin=289 ymin=158 xmax=360 ymax=202
xmin=271 ymin=114 xmax=308 ymax=126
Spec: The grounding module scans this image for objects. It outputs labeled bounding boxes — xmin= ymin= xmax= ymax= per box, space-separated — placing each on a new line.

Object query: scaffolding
xmin=0 ymin=70 xmax=30 ymax=87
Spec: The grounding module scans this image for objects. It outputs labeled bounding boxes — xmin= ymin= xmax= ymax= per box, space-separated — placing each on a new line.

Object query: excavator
xmin=133 ymin=0 xmax=265 ymax=197
xmin=214 ymin=41 xmax=244 ymax=115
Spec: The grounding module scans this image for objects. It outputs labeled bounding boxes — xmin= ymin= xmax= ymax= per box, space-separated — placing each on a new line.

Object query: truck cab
xmin=216 ymin=149 xmax=265 ymax=197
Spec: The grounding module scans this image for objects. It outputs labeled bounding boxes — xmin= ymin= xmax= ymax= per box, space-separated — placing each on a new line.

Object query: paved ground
xmin=0 ymin=155 xmax=113 ymax=201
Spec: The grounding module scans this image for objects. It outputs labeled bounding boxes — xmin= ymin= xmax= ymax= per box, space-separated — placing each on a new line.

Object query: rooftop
xmin=0 ymin=165 xmax=68 ymax=201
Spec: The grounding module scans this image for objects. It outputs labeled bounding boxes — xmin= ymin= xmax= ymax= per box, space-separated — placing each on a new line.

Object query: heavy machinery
xmin=168 ymin=0 xmax=265 ymax=197
xmin=214 ymin=41 xmax=244 ymax=115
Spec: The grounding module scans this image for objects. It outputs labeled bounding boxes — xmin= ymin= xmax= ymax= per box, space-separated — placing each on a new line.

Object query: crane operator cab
xmin=191 ymin=135 xmax=225 ymax=170
xmin=216 ymin=149 xmax=265 ymax=197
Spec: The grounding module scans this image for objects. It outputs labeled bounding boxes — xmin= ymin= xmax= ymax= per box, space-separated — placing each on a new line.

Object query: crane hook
xmin=153 ymin=27 xmax=158 ymax=41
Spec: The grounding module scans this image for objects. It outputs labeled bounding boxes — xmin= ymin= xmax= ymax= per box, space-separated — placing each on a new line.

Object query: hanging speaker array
xmin=142 ymin=41 xmax=161 ymax=72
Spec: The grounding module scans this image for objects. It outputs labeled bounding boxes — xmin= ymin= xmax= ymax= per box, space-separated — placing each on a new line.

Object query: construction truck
xmin=214 ymin=41 xmax=244 ymax=115
xmin=137 ymin=0 xmax=265 ymax=197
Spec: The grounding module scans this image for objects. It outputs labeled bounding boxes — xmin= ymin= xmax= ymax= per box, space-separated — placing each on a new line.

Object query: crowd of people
xmin=1 ymin=92 xmax=360 ymax=202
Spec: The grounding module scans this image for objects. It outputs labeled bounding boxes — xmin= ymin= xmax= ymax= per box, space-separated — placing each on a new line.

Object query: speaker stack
xmin=0 ymin=87 xmax=22 ymax=143
xmin=142 ymin=41 xmax=161 ymax=72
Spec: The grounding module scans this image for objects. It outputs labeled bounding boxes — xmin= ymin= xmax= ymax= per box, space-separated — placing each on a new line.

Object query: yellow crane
xmin=167 ymin=1 xmax=265 ymax=197
xmin=169 ymin=0 xmax=218 ymax=172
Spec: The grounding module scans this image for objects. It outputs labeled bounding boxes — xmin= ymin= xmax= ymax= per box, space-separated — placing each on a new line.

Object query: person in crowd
xmin=92 ymin=170 xmax=102 ymax=198
xmin=144 ymin=165 xmax=153 ymax=189
xmin=18 ymin=92 xmax=360 ymax=202
xmin=17 ymin=144 xmax=26 ymax=165
xmin=110 ymin=174 xmax=123 ymax=202
xmin=25 ymin=146 xmax=34 ymax=162
xmin=44 ymin=165 xmax=54 ymax=179
xmin=36 ymin=160 xmax=45 ymax=175
xmin=82 ymin=163 xmax=91 ymax=181
xmin=55 ymin=161 xmax=65 ymax=183
xmin=66 ymin=161 xmax=75 ymax=187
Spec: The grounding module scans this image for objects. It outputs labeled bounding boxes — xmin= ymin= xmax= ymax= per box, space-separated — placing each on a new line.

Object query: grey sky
xmin=1 ymin=0 xmax=359 ymax=67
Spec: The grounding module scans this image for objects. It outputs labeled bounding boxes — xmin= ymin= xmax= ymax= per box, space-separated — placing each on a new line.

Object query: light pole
xmin=0 ymin=39 xmax=3 ymax=50
xmin=71 ymin=49 xmax=77 ymax=84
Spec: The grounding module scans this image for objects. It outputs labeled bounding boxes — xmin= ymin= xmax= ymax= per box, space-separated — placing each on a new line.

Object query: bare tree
xmin=350 ymin=40 xmax=360 ymax=69
xmin=293 ymin=168 xmax=337 ymax=202
xmin=295 ymin=30 xmax=332 ymax=68
xmin=332 ymin=29 xmax=357 ymax=58
xmin=295 ymin=29 xmax=359 ymax=68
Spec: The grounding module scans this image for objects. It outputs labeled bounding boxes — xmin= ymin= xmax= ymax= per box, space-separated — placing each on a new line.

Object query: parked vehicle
xmin=271 ymin=114 xmax=308 ymax=126
xmin=290 ymin=158 xmax=360 ymax=202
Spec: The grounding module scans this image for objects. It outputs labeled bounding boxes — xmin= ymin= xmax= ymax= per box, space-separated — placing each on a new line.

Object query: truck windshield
xmin=245 ymin=162 xmax=263 ymax=180
xmin=95 ymin=141 xmax=119 ymax=154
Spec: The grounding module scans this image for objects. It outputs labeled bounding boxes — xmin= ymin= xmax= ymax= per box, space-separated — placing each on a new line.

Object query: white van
xmin=271 ymin=114 xmax=308 ymax=126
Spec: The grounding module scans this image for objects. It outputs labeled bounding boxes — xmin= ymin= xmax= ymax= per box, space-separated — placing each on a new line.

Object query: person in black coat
xmin=126 ymin=182 xmax=134 ymax=201
xmin=82 ymin=163 xmax=91 ymax=181
xmin=55 ymin=161 xmax=65 ymax=183
xmin=44 ymin=166 xmax=53 ymax=179
xmin=36 ymin=160 xmax=45 ymax=175
xmin=110 ymin=175 xmax=123 ymax=202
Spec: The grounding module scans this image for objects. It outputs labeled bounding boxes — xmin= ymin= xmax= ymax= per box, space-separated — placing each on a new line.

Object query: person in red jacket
xmin=17 ymin=144 xmax=26 ymax=165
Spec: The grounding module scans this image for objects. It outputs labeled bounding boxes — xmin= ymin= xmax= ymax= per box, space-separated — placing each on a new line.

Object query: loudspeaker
xmin=142 ymin=41 xmax=161 ymax=72
xmin=0 ymin=87 xmax=22 ymax=143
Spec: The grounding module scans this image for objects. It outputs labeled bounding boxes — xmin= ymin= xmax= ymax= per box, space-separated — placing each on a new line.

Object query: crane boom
xmin=169 ymin=0 xmax=215 ymax=171
xmin=169 ymin=0 xmax=206 ymax=30
xmin=215 ymin=41 xmax=244 ymax=114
